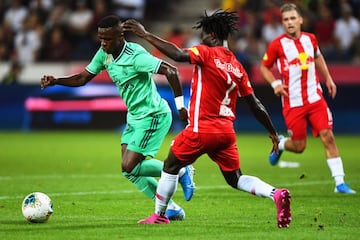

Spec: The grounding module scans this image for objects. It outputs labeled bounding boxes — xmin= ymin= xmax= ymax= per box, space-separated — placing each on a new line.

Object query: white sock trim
xmin=278 ymin=137 xmax=288 ymax=150
xmin=327 ymin=157 xmax=345 ymax=186
xmin=237 ymin=175 xmax=275 ymax=198
xmin=155 ymin=171 xmax=178 ymax=215
xmin=178 ymin=167 xmax=185 ymax=177
xmin=327 ymin=157 xmax=344 ymax=177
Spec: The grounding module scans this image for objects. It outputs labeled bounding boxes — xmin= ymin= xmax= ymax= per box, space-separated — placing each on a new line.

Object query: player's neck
xmin=112 ymin=42 xmax=125 ymax=59
xmin=286 ymin=31 xmax=301 ymax=40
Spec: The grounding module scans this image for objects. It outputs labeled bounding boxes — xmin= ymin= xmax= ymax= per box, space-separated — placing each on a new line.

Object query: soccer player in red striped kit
xmin=123 ymin=10 xmax=292 ymax=227
xmin=260 ymin=3 xmax=356 ymax=194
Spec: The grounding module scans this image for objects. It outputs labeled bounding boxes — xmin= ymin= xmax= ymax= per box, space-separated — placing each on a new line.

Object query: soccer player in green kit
xmin=40 ymin=15 xmax=195 ymax=220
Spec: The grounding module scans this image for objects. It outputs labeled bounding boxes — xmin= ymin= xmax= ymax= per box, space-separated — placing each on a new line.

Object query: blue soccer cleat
xmin=269 ymin=135 xmax=285 ymax=166
xmin=334 ymin=183 xmax=356 ymax=194
xmin=166 ymin=208 xmax=185 ymax=221
xmin=179 ymin=165 xmax=195 ymax=201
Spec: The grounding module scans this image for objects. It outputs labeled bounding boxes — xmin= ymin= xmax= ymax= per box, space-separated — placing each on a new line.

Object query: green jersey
xmin=86 ymin=41 xmax=171 ymax=120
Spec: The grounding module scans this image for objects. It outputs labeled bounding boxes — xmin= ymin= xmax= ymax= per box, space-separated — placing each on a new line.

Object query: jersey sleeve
xmin=186 ymin=45 xmax=208 ymax=66
xmin=85 ymin=48 xmax=106 ymax=75
xmin=261 ymin=39 xmax=279 ymax=68
xmin=132 ymin=48 xmax=162 ymax=74
xmin=309 ymin=33 xmax=321 ymax=57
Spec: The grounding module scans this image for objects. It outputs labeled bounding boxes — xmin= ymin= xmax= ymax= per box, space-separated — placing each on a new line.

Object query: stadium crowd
xmin=0 ymin=0 xmax=359 ymax=70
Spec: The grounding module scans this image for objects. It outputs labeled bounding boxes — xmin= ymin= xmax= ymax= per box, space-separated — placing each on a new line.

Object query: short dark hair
xmin=98 ymin=15 xmax=121 ymax=28
xmin=280 ymin=3 xmax=302 ymax=16
xmin=193 ymin=9 xmax=239 ymax=41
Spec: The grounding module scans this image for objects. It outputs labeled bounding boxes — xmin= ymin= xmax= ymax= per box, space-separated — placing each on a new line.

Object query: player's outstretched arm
xmin=244 ymin=93 xmax=279 ymax=154
xmin=40 ymin=70 xmax=95 ymax=90
xmin=122 ymin=19 xmax=190 ymax=63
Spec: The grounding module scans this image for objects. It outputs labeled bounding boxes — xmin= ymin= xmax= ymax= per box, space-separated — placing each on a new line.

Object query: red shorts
xmin=171 ymin=128 xmax=240 ymax=171
xmin=283 ymin=99 xmax=333 ymax=140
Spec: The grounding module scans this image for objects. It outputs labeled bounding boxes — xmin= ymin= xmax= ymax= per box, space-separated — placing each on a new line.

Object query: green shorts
xmin=121 ymin=112 xmax=172 ymax=157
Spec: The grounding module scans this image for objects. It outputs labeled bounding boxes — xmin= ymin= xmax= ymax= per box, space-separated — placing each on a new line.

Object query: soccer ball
xmin=22 ymin=192 xmax=53 ymax=223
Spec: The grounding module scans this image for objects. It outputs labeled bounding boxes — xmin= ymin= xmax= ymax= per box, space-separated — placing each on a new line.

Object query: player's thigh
xmin=123 ymin=112 xmax=172 ymax=157
xmin=308 ymin=101 xmax=333 ymax=137
xmin=206 ymin=133 xmax=240 ymax=171
xmin=171 ymin=129 xmax=204 ymax=165
xmin=283 ymin=107 xmax=307 ymax=140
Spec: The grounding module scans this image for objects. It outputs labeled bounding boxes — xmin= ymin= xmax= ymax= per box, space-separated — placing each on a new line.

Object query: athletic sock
xmin=279 ymin=137 xmax=288 ymax=151
xmin=237 ymin=175 xmax=276 ymax=199
xmin=178 ymin=167 xmax=185 ymax=178
xmin=155 ymin=171 xmax=178 ymax=215
xmin=327 ymin=157 xmax=345 ymax=186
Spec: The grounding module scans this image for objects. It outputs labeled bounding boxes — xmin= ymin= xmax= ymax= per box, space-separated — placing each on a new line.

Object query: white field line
xmin=0 ymin=174 xmax=333 ymax=200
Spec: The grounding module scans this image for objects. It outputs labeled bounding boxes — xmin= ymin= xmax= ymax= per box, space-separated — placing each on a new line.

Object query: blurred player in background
xmin=260 ymin=3 xmax=356 ymax=194
xmin=40 ymin=15 xmax=195 ymax=220
xmin=123 ymin=10 xmax=292 ymax=228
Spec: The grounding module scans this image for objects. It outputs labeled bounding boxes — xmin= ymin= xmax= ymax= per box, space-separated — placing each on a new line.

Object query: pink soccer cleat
xmin=274 ymin=188 xmax=292 ymax=228
xmin=137 ymin=213 xmax=170 ymax=224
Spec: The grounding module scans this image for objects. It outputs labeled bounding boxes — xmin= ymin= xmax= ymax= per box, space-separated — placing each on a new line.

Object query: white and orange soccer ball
xmin=22 ymin=192 xmax=53 ymax=223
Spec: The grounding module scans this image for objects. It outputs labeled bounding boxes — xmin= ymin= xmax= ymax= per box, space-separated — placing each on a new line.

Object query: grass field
xmin=0 ymin=131 xmax=359 ymax=240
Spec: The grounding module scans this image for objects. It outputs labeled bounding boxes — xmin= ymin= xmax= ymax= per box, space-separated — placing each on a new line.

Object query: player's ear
xmin=299 ymin=16 xmax=303 ymax=24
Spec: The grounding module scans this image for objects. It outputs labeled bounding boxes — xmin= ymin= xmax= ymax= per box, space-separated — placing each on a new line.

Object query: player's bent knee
xmin=121 ymin=163 xmax=132 ymax=173
xmin=294 ymin=146 xmax=305 ymax=153
xmin=292 ymin=141 xmax=306 ymax=153
xmin=121 ymin=161 xmax=140 ymax=174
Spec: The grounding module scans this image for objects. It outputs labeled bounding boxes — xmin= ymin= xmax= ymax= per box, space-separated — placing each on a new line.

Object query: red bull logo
xmin=214 ymin=59 xmax=243 ymax=78
xmin=287 ymin=52 xmax=314 ymax=70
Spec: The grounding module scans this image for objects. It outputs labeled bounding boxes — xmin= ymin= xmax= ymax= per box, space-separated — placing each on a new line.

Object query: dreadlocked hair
xmin=193 ymin=9 xmax=239 ymax=40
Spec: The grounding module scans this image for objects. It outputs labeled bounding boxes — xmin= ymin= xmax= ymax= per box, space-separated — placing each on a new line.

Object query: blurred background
xmin=0 ymin=0 xmax=359 ymax=133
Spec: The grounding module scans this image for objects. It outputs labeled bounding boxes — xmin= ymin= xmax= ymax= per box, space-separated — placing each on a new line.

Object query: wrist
xmin=143 ymin=32 xmax=152 ymax=40
xmin=271 ymin=79 xmax=282 ymax=89
xmin=175 ymin=96 xmax=184 ymax=110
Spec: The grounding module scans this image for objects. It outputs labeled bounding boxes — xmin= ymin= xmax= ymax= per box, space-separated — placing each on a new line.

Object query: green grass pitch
xmin=0 ymin=131 xmax=359 ymax=240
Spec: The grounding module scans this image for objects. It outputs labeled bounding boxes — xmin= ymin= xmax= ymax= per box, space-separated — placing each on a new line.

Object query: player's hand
xmin=178 ymin=108 xmax=188 ymax=122
xmin=122 ymin=19 xmax=147 ymax=38
xmin=41 ymin=75 xmax=56 ymax=90
xmin=326 ymin=78 xmax=337 ymax=99
xmin=274 ymin=84 xmax=288 ymax=97
xmin=269 ymin=133 xmax=280 ymax=156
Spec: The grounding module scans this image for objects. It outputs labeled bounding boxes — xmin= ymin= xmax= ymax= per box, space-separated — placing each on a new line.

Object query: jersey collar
xmin=112 ymin=40 xmax=128 ymax=62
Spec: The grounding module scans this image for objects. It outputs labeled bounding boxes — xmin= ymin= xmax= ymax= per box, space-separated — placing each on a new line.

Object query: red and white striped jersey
xmin=185 ymin=45 xmax=253 ymax=133
xmin=262 ymin=32 xmax=324 ymax=110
